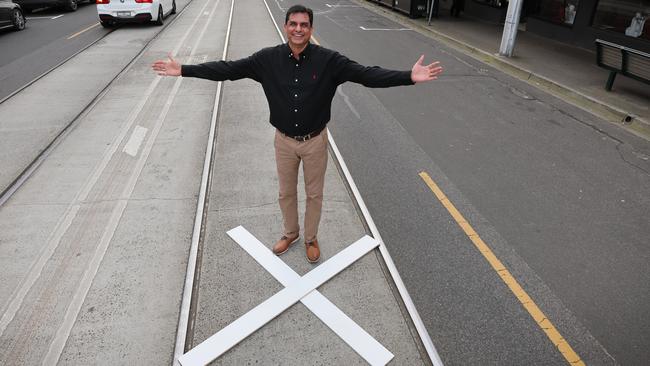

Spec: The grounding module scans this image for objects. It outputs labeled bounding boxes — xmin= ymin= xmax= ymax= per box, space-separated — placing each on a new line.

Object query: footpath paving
xmin=355 ymin=0 xmax=650 ymax=140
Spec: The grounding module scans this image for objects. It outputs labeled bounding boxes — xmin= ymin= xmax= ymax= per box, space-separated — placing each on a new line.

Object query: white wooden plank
xmin=178 ymin=235 xmax=378 ymax=366
xmin=226 ymin=226 xmax=393 ymax=365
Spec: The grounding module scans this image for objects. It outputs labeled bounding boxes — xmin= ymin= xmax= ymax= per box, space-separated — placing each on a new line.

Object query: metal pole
xmin=499 ymin=0 xmax=524 ymax=57
xmin=428 ymin=0 xmax=436 ymax=25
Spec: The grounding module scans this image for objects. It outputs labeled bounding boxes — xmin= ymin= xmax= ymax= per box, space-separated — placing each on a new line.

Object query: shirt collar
xmin=287 ymin=42 xmax=312 ymax=60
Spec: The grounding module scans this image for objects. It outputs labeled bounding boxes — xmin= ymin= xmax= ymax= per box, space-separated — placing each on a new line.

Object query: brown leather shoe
xmin=305 ymin=239 xmax=320 ymax=263
xmin=272 ymin=234 xmax=299 ymax=255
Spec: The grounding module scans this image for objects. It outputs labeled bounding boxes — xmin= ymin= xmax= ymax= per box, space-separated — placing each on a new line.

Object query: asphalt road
xmin=0 ymin=0 xmax=648 ymax=364
xmin=0 ymin=2 xmax=109 ymax=100
xmin=262 ymin=1 xmax=649 ymax=365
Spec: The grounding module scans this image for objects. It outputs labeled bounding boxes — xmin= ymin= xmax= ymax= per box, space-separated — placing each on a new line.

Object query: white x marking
xmin=178 ymin=226 xmax=393 ymax=365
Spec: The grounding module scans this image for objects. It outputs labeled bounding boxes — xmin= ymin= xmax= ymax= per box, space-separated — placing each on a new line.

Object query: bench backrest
xmin=596 ymin=39 xmax=650 ymax=83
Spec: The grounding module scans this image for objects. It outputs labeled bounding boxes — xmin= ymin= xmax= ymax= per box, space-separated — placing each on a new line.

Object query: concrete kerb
xmin=351 ymin=0 xmax=650 ymax=141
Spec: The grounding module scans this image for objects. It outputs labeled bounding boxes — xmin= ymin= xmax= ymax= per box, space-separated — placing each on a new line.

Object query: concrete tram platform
xmin=185 ymin=0 xmax=433 ymax=364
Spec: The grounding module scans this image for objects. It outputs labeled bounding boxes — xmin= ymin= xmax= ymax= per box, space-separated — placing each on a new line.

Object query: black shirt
xmin=181 ymin=43 xmax=414 ymax=137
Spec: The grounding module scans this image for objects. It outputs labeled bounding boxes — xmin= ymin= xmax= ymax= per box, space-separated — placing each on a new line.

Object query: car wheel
xmin=100 ymin=20 xmax=113 ymax=28
xmin=154 ymin=5 xmax=163 ymax=25
xmin=12 ymin=9 xmax=26 ymax=31
xmin=65 ymin=0 xmax=78 ymax=11
xmin=171 ymin=0 xmax=176 ymax=14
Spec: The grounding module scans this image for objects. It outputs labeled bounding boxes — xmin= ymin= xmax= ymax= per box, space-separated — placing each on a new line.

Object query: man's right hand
xmin=152 ymin=54 xmax=181 ymax=76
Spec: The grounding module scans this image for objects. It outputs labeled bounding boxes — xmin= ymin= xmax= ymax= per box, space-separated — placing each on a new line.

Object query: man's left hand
xmin=411 ymin=55 xmax=443 ymax=83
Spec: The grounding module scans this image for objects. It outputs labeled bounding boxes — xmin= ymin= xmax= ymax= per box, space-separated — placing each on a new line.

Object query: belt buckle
xmin=296 ymin=134 xmax=309 ymax=142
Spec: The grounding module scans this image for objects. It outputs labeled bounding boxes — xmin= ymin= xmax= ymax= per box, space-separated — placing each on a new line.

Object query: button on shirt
xmin=181 ymin=43 xmax=414 ymax=137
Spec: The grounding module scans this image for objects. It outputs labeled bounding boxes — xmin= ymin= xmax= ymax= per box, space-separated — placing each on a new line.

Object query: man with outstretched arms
xmin=152 ymin=4 xmax=443 ymax=263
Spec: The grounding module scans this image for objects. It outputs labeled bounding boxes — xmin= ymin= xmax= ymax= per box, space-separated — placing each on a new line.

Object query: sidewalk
xmin=355 ymin=0 xmax=650 ymax=140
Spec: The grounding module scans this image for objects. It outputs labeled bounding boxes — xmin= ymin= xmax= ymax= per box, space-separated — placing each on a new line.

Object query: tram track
xmin=173 ymin=0 xmax=443 ymax=364
xmin=0 ymin=2 xmax=188 ymax=208
xmin=0 ymin=0 xmax=226 ymax=362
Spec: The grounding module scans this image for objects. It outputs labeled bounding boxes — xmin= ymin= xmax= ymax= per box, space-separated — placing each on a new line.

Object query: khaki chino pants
xmin=274 ymin=129 xmax=328 ymax=243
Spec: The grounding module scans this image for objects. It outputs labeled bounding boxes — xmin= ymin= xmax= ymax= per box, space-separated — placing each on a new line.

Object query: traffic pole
xmin=499 ymin=0 xmax=524 ymax=57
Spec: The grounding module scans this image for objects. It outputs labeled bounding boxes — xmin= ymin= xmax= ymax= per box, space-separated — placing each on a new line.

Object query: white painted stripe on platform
xmin=226 ymin=226 xmax=394 ymax=365
xmin=52 ymin=15 xmax=64 ymax=19
xmin=178 ymin=234 xmax=379 ymax=366
xmin=122 ymin=125 xmax=148 ymax=157
xmin=359 ymin=26 xmax=411 ymax=31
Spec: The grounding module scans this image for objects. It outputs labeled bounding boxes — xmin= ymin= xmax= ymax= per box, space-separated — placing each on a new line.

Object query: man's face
xmin=284 ymin=12 xmax=312 ymax=49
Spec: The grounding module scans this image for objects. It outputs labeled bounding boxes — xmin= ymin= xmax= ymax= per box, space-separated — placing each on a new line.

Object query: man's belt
xmin=283 ymin=127 xmax=325 ymax=142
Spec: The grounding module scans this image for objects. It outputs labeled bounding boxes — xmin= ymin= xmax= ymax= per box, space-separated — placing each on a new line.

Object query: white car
xmin=96 ymin=0 xmax=175 ymax=28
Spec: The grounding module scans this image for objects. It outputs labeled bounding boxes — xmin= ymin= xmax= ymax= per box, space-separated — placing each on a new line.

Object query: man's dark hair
xmin=285 ymin=5 xmax=313 ymax=27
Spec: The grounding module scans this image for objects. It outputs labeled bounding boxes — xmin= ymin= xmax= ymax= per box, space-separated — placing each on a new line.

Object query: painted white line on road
xmin=226 ymin=226 xmax=394 ymax=365
xmin=326 ymin=4 xmax=360 ymax=7
xmin=25 ymin=16 xmax=60 ymax=20
xmin=122 ymin=125 xmax=148 ymax=157
xmin=51 ymin=14 xmax=64 ymax=19
xmin=359 ymin=26 xmax=411 ymax=31
xmin=179 ymin=232 xmax=379 ymax=366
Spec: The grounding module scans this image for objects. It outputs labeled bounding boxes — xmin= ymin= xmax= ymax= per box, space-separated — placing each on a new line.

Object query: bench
xmin=595 ymin=39 xmax=650 ymax=91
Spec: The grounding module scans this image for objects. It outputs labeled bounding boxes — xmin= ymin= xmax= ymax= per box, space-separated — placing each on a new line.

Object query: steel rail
xmin=172 ymin=0 xmax=235 ymax=364
xmin=0 ymin=4 xmax=190 ymax=208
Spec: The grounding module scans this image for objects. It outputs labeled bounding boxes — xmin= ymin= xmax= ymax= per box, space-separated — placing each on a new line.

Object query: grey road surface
xmin=263 ymin=1 xmax=649 ymax=365
xmin=0 ymin=3 xmax=109 ymax=101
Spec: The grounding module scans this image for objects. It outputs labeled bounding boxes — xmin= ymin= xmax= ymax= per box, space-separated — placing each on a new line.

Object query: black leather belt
xmin=283 ymin=127 xmax=325 ymax=142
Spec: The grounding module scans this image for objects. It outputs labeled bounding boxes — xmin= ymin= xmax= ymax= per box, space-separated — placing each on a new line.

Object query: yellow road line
xmin=418 ymin=171 xmax=584 ymax=366
xmin=67 ymin=22 xmax=100 ymax=40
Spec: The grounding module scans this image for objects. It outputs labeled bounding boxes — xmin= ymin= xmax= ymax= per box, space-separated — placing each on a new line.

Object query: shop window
xmin=531 ymin=0 xmax=580 ymax=26
xmin=473 ymin=0 xmax=509 ymax=9
xmin=593 ymin=0 xmax=649 ymax=40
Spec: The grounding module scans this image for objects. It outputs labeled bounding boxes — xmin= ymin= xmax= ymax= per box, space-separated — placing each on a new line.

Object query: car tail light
xmin=96 ymin=0 xmax=110 ymax=3
xmin=135 ymin=0 xmax=153 ymax=3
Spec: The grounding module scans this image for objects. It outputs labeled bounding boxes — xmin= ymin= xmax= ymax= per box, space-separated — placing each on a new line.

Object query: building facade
xmin=463 ymin=0 xmax=650 ymax=53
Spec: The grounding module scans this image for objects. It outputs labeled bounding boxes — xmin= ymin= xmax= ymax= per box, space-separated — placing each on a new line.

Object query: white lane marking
xmin=0 ymin=0 xmax=216 ymax=344
xmin=122 ymin=125 xmax=148 ymax=157
xmin=337 ymin=86 xmax=360 ymax=120
xmin=325 ymin=4 xmax=360 ymax=7
xmin=226 ymin=226 xmax=393 ymax=365
xmin=359 ymin=26 xmax=411 ymax=31
xmin=273 ymin=0 xmax=285 ymax=11
xmin=25 ymin=16 xmax=60 ymax=20
xmin=51 ymin=14 xmax=64 ymax=19
xmin=179 ymin=232 xmax=379 ymax=366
